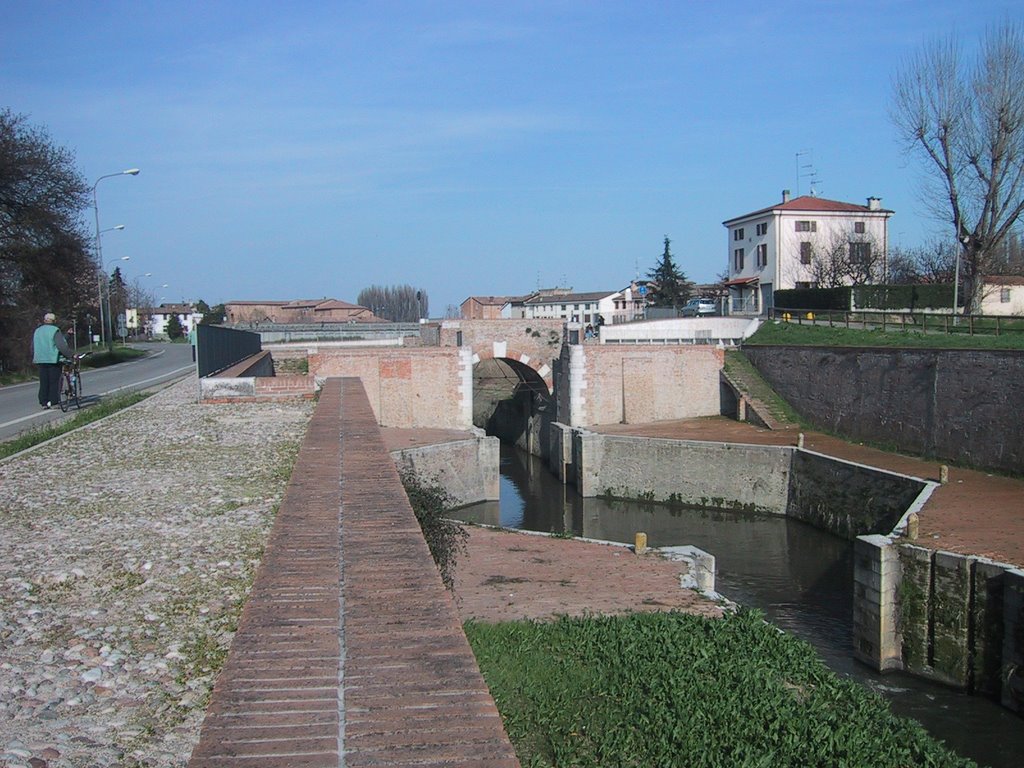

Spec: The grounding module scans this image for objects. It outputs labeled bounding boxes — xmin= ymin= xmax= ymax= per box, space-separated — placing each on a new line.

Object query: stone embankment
xmin=0 ymin=380 xmax=314 ymax=768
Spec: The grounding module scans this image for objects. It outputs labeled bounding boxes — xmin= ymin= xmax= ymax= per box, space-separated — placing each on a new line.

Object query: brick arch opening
xmin=470 ymin=344 xmax=553 ymax=394
xmin=472 ymin=346 xmax=556 ymax=454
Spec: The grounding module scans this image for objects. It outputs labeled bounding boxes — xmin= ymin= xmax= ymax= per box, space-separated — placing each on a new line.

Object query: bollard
xmin=797 ymin=432 xmax=805 ymax=449
xmin=940 ymin=465 xmax=949 ymax=484
xmin=907 ymin=512 xmax=919 ymax=540
xmin=634 ymin=532 xmax=648 ymax=555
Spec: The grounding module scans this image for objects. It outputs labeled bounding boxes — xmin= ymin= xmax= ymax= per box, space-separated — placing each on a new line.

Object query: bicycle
xmin=58 ymin=353 xmax=89 ymax=412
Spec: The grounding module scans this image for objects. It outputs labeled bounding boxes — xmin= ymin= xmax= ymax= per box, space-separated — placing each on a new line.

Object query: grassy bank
xmin=466 ymin=610 xmax=975 ymax=767
xmin=747 ymin=320 xmax=1024 ymax=349
xmin=0 ymin=391 xmax=151 ymax=460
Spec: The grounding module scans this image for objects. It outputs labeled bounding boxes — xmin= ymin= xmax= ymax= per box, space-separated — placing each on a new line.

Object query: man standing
xmin=33 ymin=312 xmax=73 ymax=409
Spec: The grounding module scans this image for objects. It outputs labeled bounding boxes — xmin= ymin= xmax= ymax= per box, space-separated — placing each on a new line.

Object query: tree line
xmin=0 ymin=108 xmax=94 ymax=372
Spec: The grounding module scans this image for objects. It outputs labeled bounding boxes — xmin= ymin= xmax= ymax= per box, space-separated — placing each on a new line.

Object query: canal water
xmin=454 ymin=445 xmax=1023 ymax=768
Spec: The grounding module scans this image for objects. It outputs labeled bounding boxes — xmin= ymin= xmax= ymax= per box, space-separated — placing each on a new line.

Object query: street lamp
xmin=92 ymin=168 xmax=140 ymax=346
xmin=104 ymin=256 xmax=131 ymax=345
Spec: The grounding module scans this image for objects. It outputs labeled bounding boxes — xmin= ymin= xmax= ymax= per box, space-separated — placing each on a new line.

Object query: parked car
xmin=681 ymin=297 xmax=717 ymax=317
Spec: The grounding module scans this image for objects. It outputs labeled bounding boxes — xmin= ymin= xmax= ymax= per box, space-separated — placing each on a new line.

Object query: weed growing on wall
xmin=400 ymin=471 xmax=468 ymax=591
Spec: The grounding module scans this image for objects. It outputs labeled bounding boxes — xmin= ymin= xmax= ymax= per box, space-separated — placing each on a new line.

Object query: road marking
xmin=0 ymin=366 xmax=194 ymax=432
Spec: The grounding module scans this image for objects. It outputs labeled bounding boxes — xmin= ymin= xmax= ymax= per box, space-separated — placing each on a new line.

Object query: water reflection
xmin=455 ymin=445 xmax=1022 ymax=768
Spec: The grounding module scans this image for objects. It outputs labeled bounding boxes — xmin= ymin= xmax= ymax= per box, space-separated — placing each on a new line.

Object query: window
xmin=756 ymin=222 xmax=768 ymax=236
xmin=854 ymin=221 xmax=866 ymax=234
xmin=734 ymin=248 xmax=745 ymax=271
xmin=794 ymin=281 xmax=818 ymax=290
xmin=849 ymin=241 xmax=872 ymax=264
xmin=734 ymin=227 xmax=745 ymax=241
xmin=756 ymin=243 xmax=768 ymax=268
xmin=1001 ymin=287 xmax=1012 ymax=303
xmin=795 ymin=220 xmax=817 ymax=232
xmin=800 ymin=241 xmax=812 ymax=265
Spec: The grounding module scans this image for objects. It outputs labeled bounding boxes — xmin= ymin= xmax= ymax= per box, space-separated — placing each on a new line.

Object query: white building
xmin=978 ymin=276 xmax=1024 ymax=316
xmin=722 ymin=190 xmax=893 ymax=314
xmin=127 ymin=303 xmax=204 ymax=339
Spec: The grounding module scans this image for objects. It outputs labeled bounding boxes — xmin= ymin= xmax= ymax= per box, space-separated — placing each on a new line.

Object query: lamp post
xmin=92 ymin=169 xmax=140 ymax=346
xmin=95 ymin=224 xmax=125 ymax=345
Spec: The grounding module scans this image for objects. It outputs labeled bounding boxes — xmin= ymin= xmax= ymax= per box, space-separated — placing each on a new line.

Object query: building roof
xmin=148 ymin=303 xmax=197 ymax=314
xmin=225 ymin=300 xmax=290 ymax=306
xmin=312 ymin=299 xmax=370 ymax=311
xmin=723 ymin=194 xmax=894 ymax=225
xmin=984 ymin=275 xmax=1024 ymax=285
xmin=462 ymin=296 xmax=512 ymax=306
xmin=523 ymin=290 xmax=615 ymax=304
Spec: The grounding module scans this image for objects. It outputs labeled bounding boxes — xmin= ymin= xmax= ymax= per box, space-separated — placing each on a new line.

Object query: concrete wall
xmin=557 ymin=344 xmax=724 ymax=427
xmin=572 ymin=432 xmax=792 ymax=513
xmin=598 ymin=317 xmax=760 ymax=346
xmin=390 ymin=434 xmax=500 ymax=507
xmin=855 ymin=536 xmax=1024 ymax=711
xmin=743 ymin=345 xmax=1024 ymax=474
xmin=309 ymin=347 xmax=472 ymax=429
xmin=788 ymin=450 xmax=928 ymax=540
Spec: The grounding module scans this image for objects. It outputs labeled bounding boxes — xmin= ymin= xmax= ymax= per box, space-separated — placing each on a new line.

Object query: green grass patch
xmin=747 ymin=320 xmax=1024 ymax=349
xmin=722 ymin=350 xmax=802 ymax=426
xmin=0 ymin=391 xmax=151 ymax=460
xmin=465 ymin=610 xmax=975 ymax=767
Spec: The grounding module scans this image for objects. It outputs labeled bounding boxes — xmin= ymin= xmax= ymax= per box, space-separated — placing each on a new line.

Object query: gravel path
xmin=0 ymin=379 xmax=314 ymax=768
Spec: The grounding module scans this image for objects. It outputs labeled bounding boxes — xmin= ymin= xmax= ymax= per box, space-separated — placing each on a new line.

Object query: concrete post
xmin=853 ymin=535 xmax=903 ymax=671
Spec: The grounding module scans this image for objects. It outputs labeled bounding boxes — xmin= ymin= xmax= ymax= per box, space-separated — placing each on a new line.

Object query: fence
xmin=196 ymin=324 xmax=262 ymax=378
xmin=768 ymin=307 xmax=1024 ymax=338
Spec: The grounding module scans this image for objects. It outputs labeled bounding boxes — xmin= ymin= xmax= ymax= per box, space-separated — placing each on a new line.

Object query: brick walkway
xmin=189 ymin=379 xmax=519 ymax=767
xmin=594 ymin=416 xmax=1024 ymax=568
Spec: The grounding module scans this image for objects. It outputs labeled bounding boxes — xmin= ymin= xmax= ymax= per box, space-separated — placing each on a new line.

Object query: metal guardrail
xmin=197 ymin=325 xmax=262 ymax=378
xmin=769 ymin=308 xmax=1024 ymax=337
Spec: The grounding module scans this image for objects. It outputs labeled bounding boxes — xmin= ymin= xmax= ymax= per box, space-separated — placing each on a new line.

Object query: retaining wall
xmin=572 ymin=432 xmax=791 ymax=513
xmin=556 ymin=344 xmax=724 ymax=427
xmin=853 ymin=536 xmax=1024 ymax=712
xmin=390 ymin=434 xmax=500 ymax=506
xmin=788 ymin=450 xmax=928 ymax=540
xmin=743 ymin=345 xmax=1024 ymax=474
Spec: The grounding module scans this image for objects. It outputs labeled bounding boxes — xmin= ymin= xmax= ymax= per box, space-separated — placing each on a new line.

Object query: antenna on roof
xmin=796 ymin=149 xmax=817 ymax=196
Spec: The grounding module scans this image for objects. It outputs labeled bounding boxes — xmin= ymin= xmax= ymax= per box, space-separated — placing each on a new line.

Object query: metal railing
xmin=768 ymin=308 xmax=1024 ymax=337
xmin=197 ymin=325 xmax=262 ymax=378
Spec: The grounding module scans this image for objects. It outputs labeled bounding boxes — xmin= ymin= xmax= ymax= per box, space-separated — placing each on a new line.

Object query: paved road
xmin=0 ymin=342 xmax=195 ymax=442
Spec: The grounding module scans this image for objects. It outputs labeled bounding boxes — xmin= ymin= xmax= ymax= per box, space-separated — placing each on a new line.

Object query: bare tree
xmin=356 ymin=284 xmax=429 ymax=322
xmin=891 ymin=22 xmax=1024 ymax=313
xmin=885 ymin=239 xmax=958 ymax=284
xmin=808 ymin=230 xmax=884 ymax=288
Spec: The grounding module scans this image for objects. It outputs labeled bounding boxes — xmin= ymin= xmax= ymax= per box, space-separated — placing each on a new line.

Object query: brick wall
xmin=559 ymin=345 xmax=724 ymax=427
xmin=309 ymin=348 xmax=471 ymax=429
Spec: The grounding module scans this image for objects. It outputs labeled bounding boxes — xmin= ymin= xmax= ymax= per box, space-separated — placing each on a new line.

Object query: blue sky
xmin=3 ymin=1 xmax=1019 ymax=312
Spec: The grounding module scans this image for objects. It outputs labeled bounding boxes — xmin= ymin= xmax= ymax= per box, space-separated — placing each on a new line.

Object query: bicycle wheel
xmin=72 ymin=373 xmax=82 ymax=408
xmin=59 ymin=375 xmax=72 ymax=412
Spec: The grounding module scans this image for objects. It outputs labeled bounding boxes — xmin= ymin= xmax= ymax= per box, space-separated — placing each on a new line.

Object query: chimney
xmin=867 ymin=196 xmax=881 ymax=211
xmin=782 ymin=189 xmax=791 ymax=203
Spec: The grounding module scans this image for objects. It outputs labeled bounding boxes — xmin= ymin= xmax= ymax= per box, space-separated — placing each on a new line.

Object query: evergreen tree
xmin=165 ymin=313 xmax=184 ymax=340
xmin=646 ymin=237 xmax=693 ymax=310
